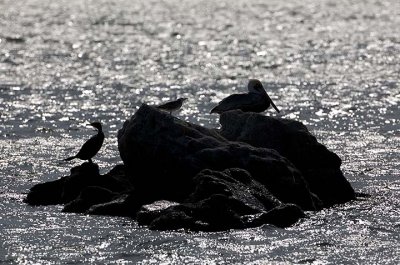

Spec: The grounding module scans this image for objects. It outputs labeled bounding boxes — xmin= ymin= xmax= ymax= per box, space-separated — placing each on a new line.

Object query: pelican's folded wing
xmin=211 ymin=93 xmax=263 ymax=113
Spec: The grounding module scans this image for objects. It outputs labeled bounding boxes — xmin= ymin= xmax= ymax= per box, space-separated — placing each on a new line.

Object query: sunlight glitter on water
xmin=1 ymin=0 xmax=400 ymax=263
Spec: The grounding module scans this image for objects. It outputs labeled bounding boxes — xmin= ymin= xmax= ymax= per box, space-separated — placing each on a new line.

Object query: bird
xmin=65 ymin=122 xmax=104 ymax=163
xmin=210 ymin=79 xmax=280 ymax=114
xmin=157 ymin=97 xmax=188 ymax=114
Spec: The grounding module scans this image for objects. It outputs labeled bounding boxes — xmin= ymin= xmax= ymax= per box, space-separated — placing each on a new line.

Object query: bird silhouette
xmin=65 ymin=122 xmax=104 ymax=163
xmin=157 ymin=97 xmax=188 ymax=114
xmin=210 ymin=79 xmax=280 ymax=114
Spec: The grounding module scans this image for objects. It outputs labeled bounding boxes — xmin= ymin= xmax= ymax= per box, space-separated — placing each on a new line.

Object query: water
xmin=1 ymin=0 xmax=399 ymax=263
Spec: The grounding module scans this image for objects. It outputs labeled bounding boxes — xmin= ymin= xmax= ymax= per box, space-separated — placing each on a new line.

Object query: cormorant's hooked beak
xmin=88 ymin=122 xmax=102 ymax=131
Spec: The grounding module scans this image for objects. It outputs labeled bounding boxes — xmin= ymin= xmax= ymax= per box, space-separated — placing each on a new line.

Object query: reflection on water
xmin=0 ymin=0 xmax=399 ymax=263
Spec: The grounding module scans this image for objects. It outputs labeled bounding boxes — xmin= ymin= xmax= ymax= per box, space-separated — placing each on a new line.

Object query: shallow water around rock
xmin=1 ymin=0 xmax=399 ymax=263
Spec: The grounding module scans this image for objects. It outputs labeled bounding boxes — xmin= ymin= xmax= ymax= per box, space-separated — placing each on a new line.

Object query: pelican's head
xmin=89 ymin=122 xmax=102 ymax=131
xmin=248 ymin=79 xmax=266 ymax=95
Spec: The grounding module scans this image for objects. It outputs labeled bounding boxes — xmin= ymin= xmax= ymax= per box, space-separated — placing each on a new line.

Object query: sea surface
xmin=0 ymin=0 xmax=399 ymax=263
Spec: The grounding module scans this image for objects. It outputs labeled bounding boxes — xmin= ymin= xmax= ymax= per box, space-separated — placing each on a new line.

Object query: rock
xmin=148 ymin=207 xmax=205 ymax=231
xmin=25 ymin=104 xmax=355 ymax=232
xmin=25 ymin=163 xmax=132 ymax=207
xmin=87 ymin=193 xmax=140 ymax=217
xmin=244 ymin=204 xmax=306 ymax=228
xmin=136 ymin=200 xmax=180 ymax=225
xmin=219 ymin=110 xmax=355 ymax=207
xmin=63 ymin=186 xmax=117 ymax=213
xmin=24 ymin=177 xmax=65 ymax=205
xmin=136 ymin=168 xmax=306 ymax=231
xmin=138 ymin=195 xmax=246 ymax=231
xmin=118 ymin=104 xmax=319 ymax=210
xmin=61 ymin=162 xmax=101 ymax=203
xmin=188 ymin=168 xmax=281 ymax=213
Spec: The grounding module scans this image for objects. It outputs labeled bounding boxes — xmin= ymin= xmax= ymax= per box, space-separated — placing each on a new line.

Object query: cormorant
xmin=157 ymin=97 xmax=188 ymax=114
xmin=65 ymin=122 xmax=104 ymax=163
xmin=210 ymin=79 xmax=280 ymax=114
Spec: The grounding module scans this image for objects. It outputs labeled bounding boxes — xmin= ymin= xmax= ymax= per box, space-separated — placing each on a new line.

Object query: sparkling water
xmin=1 ymin=0 xmax=399 ymax=263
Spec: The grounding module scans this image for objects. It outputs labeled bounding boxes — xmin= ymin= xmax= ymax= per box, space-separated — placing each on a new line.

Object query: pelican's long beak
xmin=270 ymin=98 xmax=280 ymax=113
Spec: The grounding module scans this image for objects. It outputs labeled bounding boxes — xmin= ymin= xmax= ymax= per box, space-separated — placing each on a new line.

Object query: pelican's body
xmin=210 ymin=79 xmax=280 ymax=114
xmin=157 ymin=97 xmax=187 ymax=114
xmin=65 ymin=122 xmax=104 ymax=163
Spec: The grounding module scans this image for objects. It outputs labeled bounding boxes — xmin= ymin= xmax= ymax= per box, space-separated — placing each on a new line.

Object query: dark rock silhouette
xmin=188 ymin=168 xmax=281 ymax=212
xmin=118 ymin=104 xmax=319 ymax=210
xmin=243 ymin=204 xmax=306 ymax=228
xmin=63 ymin=186 xmax=117 ymax=213
xmin=87 ymin=193 xmax=141 ymax=217
xmin=218 ymin=110 xmax=355 ymax=207
xmin=25 ymin=104 xmax=355 ymax=231
xmin=136 ymin=168 xmax=305 ymax=231
xmin=24 ymin=163 xmax=131 ymax=207
xmin=24 ymin=177 xmax=65 ymax=206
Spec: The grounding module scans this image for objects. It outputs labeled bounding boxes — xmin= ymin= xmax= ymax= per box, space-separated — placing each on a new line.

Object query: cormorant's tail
xmin=64 ymin=156 xmax=76 ymax=161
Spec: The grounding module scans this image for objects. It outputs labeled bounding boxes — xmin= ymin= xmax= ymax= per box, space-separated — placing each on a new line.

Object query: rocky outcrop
xmin=24 ymin=163 xmax=131 ymax=210
xmin=118 ymin=104 xmax=319 ymax=210
xmin=25 ymin=104 xmax=355 ymax=232
xmin=136 ymin=168 xmax=305 ymax=231
xmin=219 ymin=110 xmax=355 ymax=207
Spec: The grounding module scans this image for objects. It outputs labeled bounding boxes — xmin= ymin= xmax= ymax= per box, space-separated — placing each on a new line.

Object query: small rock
xmin=63 ymin=186 xmax=117 ymax=213
xmin=87 ymin=193 xmax=140 ymax=217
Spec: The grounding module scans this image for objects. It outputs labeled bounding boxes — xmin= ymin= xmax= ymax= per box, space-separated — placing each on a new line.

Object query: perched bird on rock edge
xmin=210 ymin=79 xmax=280 ymax=114
xmin=65 ymin=122 xmax=104 ymax=163
xmin=157 ymin=97 xmax=188 ymax=114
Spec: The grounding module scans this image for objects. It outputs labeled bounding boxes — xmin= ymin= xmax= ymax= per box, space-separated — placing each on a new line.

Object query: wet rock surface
xmin=26 ymin=105 xmax=355 ymax=231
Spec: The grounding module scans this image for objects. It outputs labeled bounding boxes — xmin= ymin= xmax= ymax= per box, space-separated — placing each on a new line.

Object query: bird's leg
xmin=89 ymin=158 xmax=93 ymax=164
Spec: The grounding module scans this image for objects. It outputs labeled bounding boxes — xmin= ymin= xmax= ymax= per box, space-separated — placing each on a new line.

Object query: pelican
xmin=65 ymin=122 xmax=104 ymax=163
xmin=210 ymin=79 xmax=280 ymax=114
xmin=157 ymin=97 xmax=188 ymax=114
